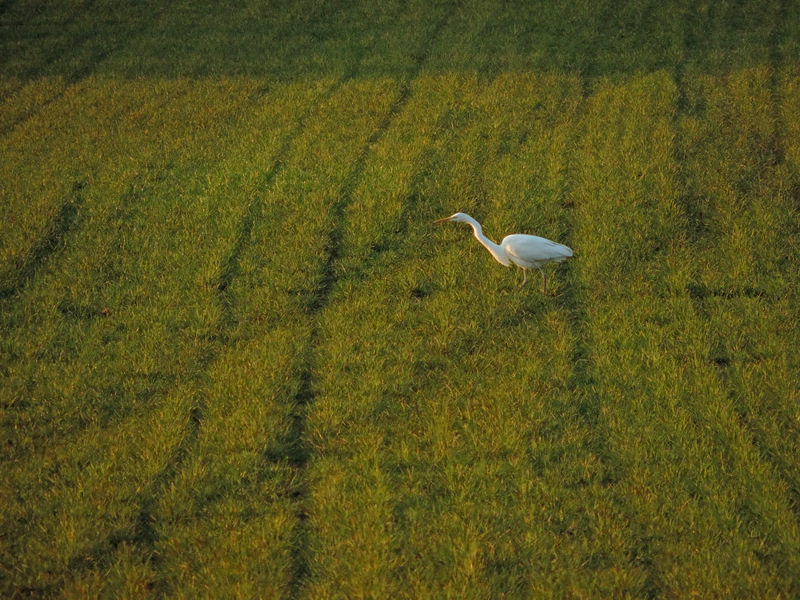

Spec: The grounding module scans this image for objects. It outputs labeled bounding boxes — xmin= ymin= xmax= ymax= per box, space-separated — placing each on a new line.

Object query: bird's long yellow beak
xmin=433 ymin=216 xmax=452 ymax=224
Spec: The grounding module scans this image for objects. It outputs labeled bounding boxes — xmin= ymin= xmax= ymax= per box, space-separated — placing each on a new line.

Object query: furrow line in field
xmin=716 ymin=360 xmax=800 ymax=524
xmin=0 ymin=78 xmax=23 ymax=104
xmin=555 ymin=126 xmax=608 ymax=479
xmin=211 ymin=0 xmax=408 ymax=326
xmin=389 ymin=132 xmax=444 ymax=245
xmin=2 ymin=81 xmax=334 ymax=595
xmin=214 ymin=81 xmax=341 ymax=327
xmin=0 ymin=180 xmax=84 ymax=302
xmin=104 ymin=30 xmax=408 ymax=594
xmin=61 ymin=80 xmax=347 ymax=596
xmin=567 ymin=74 xmax=699 ymax=595
xmin=560 ymin=228 xmax=665 ymax=598
xmin=284 ymin=7 xmax=459 ymax=596
xmin=0 ymin=15 xmax=158 ymax=138
xmin=310 ymin=6 xmax=456 ymax=314
xmin=672 ymin=66 xmax=800 ymax=587
xmin=308 ymin=117 xmax=394 ymax=313
xmin=678 ymin=0 xmax=716 ymax=82
xmin=125 ymin=86 xmax=358 ymax=595
xmin=559 ymin=239 xmax=666 ymax=595
xmin=126 ymin=401 xmax=206 ymax=590
xmin=2 ymin=92 xmax=69 ymax=140
xmin=201 ymin=33 xmax=395 ymax=542
xmin=0 ymin=82 xmax=197 ymax=429
xmin=719 ymin=67 xmax=800 ymax=528
xmin=289 ymin=72 xmax=492 ymax=596
xmin=290 ymin=1 xmax=460 ymax=450
xmin=68 ymin=223 xmax=231 ymax=590
xmin=200 ymin=87 xmax=342 ymax=597
xmin=213 ymin=76 xmax=367 ymax=320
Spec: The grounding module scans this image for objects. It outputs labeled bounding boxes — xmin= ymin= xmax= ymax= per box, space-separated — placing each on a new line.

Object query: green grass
xmin=2 ymin=0 xmax=800 ymax=597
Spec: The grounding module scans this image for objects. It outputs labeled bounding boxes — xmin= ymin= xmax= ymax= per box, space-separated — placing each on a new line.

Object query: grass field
xmin=2 ymin=0 xmax=800 ymax=597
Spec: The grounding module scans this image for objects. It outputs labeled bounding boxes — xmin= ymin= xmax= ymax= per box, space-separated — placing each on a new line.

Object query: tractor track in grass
xmin=283 ymin=4 xmax=459 ymax=596
xmin=673 ymin=0 xmax=800 ymax=544
xmin=111 ymin=83 xmax=351 ymax=595
xmin=309 ymin=0 xmax=458 ymax=313
xmin=0 ymin=180 xmax=85 ymax=303
xmin=0 ymin=8 xmax=163 ymax=138
xmin=2 ymin=0 xmax=798 ymax=596
xmin=557 ymin=274 xmax=663 ymax=598
xmin=55 ymin=26 xmax=384 ymax=592
xmin=0 ymin=82 xmax=194 ymax=410
xmin=7 ymin=81 xmax=332 ymax=594
xmin=103 ymin=1 xmax=442 ymax=588
xmin=763 ymin=0 xmax=800 ymax=522
xmin=662 ymin=2 xmax=797 ymax=578
xmin=558 ymin=92 xmax=665 ymax=597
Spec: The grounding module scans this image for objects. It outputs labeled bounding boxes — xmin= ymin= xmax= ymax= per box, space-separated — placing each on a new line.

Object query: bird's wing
xmin=502 ymin=234 xmax=573 ymax=267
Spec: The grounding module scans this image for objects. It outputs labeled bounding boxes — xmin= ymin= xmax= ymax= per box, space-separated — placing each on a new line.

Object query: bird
xmin=434 ymin=212 xmax=573 ymax=293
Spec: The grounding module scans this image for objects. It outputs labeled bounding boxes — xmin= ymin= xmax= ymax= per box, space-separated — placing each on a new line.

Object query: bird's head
xmin=434 ymin=212 xmax=471 ymax=224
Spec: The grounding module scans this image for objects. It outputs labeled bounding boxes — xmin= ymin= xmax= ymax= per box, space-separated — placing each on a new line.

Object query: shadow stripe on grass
xmin=194 ymin=70 xmax=396 ymax=600
xmin=121 ymin=85 xmax=357 ymax=592
xmin=309 ymin=1 xmax=458 ymax=314
xmin=0 ymin=10 xmax=163 ymax=137
xmin=216 ymin=73 xmax=348 ymax=321
xmin=561 ymin=74 xmax=685 ymax=596
xmin=680 ymin=72 xmax=800 ymax=541
xmin=557 ymin=234 xmax=666 ymax=598
xmin=285 ymin=5 xmax=460 ymax=596
xmin=678 ymin=67 xmax=800 ymax=510
xmin=0 ymin=180 xmax=84 ymax=302
xmin=33 ymin=84 xmax=327 ymax=593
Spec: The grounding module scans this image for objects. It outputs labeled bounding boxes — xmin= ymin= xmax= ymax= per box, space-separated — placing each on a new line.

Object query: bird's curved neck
xmin=465 ymin=217 xmax=510 ymax=267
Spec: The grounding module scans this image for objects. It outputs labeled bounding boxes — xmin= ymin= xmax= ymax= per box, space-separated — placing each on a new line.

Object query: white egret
xmin=434 ymin=212 xmax=573 ymax=293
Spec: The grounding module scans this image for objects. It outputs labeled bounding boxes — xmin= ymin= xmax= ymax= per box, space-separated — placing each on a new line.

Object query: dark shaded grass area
xmin=1 ymin=0 xmax=796 ymax=84
xmin=0 ymin=181 xmax=83 ymax=301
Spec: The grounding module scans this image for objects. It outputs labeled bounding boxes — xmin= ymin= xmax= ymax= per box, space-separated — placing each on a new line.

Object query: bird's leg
xmin=518 ymin=269 xmax=528 ymax=291
xmin=541 ymin=269 xmax=547 ymax=295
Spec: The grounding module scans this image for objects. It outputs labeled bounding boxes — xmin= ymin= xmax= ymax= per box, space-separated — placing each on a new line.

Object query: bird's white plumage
xmin=434 ymin=212 xmax=573 ymax=293
xmin=502 ymin=234 xmax=573 ymax=269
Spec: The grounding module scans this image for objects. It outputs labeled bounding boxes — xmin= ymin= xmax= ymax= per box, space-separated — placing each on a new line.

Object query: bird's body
xmin=434 ymin=212 xmax=573 ymax=293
